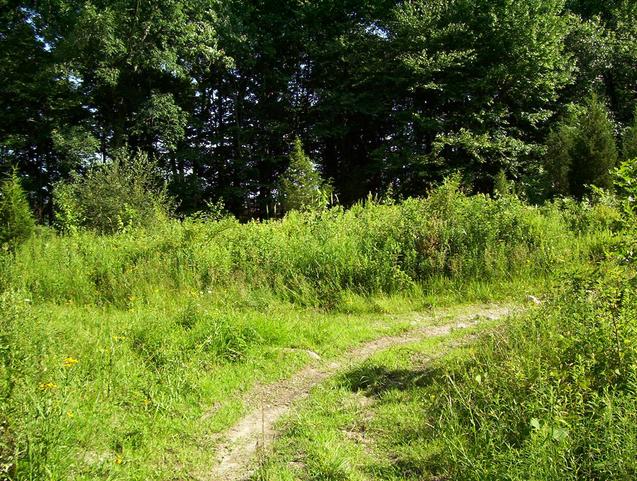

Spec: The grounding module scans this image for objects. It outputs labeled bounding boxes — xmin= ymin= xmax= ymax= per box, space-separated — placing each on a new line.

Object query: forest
xmin=1 ymin=1 xmax=637 ymax=481
xmin=2 ymin=0 xmax=637 ymax=218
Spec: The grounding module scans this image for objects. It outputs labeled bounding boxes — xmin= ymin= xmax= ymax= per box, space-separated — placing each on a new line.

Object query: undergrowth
xmin=1 ymin=180 xmax=613 ymax=308
xmin=426 ymin=261 xmax=637 ymax=480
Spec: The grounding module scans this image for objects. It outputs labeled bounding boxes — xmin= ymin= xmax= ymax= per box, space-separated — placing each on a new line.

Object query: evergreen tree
xmin=279 ymin=138 xmax=329 ymax=213
xmin=545 ymin=95 xmax=618 ymax=197
xmin=0 ymin=169 xmax=35 ymax=250
xmin=544 ymin=109 xmax=580 ymax=196
xmin=492 ymin=170 xmax=516 ymax=198
xmin=570 ymin=94 xmax=618 ymax=197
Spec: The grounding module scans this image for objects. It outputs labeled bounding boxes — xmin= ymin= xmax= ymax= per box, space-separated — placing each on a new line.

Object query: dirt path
xmin=209 ymin=304 xmax=516 ymax=481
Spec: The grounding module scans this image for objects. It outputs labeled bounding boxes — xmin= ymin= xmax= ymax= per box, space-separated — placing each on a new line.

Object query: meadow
xmin=254 ymin=260 xmax=637 ymax=481
xmin=0 ymin=180 xmax=622 ymax=480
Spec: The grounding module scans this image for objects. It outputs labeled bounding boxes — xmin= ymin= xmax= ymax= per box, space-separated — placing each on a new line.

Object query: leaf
xmin=530 ymin=418 xmax=541 ymax=430
xmin=552 ymin=427 xmax=569 ymax=442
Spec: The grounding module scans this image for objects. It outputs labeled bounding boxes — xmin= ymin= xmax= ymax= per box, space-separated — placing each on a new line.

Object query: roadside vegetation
xmin=251 ymin=183 xmax=637 ymax=480
xmin=254 ymin=251 xmax=637 ymax=481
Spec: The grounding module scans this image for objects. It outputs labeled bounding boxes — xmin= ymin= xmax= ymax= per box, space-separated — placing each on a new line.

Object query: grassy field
xmin=0 ymin=182 xmax=621 ymax=480
xmin=254 ymin=260 xmax=637 ymax=481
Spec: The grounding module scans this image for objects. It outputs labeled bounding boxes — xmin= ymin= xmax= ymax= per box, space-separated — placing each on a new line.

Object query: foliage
xmin=418 ymin=263 xmax=637 ymax=480
xmin=6 ymin=179 xmax=602 ymax=309
xmin=3 ymin=0 xmax=636 ymax=217
xmin=54 ymin=151 xmax=173 ymax=234
xmin=0 ymin=183 xmax=621 ymax=479
xmin=252 ymin=255 xmax=637 ymax=481
xmin=622 ymin=109 xmax=637 ymax=161
xmin=279 ymin=138 xmax=330 ymax=213
xmin=545 ymin=94 xmax=618 ymax=197
xmin=0 ymin=170 xmax=35 ymax=251
xmin=611 ymin=157 xmax=637 ymax=216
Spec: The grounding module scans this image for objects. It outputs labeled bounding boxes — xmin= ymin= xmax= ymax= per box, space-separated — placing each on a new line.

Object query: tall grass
xmin=0 ymin=180 xmax=619 ymax=480
xmin=250 ymin=262 xmax=637 ymax=481
xmin=1 ymin=180 xmax=606 ymax=309
xmin=418 ymin=260 xmax=637 ymax=480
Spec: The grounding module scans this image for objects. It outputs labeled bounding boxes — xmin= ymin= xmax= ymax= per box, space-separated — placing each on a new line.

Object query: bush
xmin=0 ymin=170 xmax=35 ymax=251
xmin=54 ymin=150 xmax=174 ymax=234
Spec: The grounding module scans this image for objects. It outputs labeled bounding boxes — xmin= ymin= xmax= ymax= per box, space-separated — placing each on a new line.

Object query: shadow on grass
xmin=337 ymin=362 xmax=445 ymax=398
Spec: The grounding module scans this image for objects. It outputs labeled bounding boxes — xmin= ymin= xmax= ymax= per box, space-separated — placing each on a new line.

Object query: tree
xmin=0 ymin=169 xmax=35 ymax=250
xmin=544 ymin=108 xmax=580 ymax=196
xmin=279 ymin=138 xmax=329 ymax=213
xmin=1 ymin=0 xmax=227 ymax=217
xmin=545 ymin=94 xmax=618 ymax=197
xmin=386 ymin=0 xmax=573 ymax=193
xmin=2 ymin=0 xmax=634 ymax=213
xmin=570 ymin=94 xmax=618 ymax=195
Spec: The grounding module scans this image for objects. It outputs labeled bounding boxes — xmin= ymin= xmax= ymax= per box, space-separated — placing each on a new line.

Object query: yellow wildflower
xmin=114 ymin=455 xmax=123 ymax=465
xmin=40 ymin=382 xmax=58 ymax=390
xmin=63 ymin=357 xmax=79 ymax=367
xmin=66 ymin=410 xmax=74 ymax=418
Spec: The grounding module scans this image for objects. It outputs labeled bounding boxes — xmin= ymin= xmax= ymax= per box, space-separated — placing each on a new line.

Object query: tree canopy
xmin=1 ymin=0 xmax=636 ymax=219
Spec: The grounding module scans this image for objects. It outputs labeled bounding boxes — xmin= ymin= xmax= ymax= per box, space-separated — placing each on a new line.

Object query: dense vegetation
xmin=2 ymin=1 xmax=637 ymax=480
xmin=2 ymin=0 xmax=637 ymax=218
xmin=0 ymin=181 xmax=618 ymax=480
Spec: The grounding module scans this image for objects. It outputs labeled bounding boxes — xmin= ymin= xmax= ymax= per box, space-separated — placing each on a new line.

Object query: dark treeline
xmin=1 ymin=0 xmax=636 ymax=219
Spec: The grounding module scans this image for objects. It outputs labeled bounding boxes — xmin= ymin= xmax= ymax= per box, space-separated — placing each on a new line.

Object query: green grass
xmin=0 ymin=182 xmax=620 ymax=480
xmin=0 ymin=283 xmax=531 ymax=481
xmin=252 ymin=320 xmax=496 ymax=481
xmin=254 ymin=262 xmax=637 ymax=481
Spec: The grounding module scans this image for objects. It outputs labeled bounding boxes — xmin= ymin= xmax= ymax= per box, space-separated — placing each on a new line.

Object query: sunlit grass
xmin=0 ymin=184 xmax=619 ymax=479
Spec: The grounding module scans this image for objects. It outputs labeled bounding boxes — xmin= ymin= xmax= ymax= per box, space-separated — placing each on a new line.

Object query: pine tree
xmin=0 ymin=170 xmax=36 ymax=250
xmin=544 ymin=110 xmax=579 ymax=196
xmin=569 ymin=94 xmax=618 ymax=197
xmin=545 ymin=95 xmax=618 ymax=198
xmin=492 ymin=170 xmax=516 ymax=198
xmin=279 ymin=138 xmax=329 ymax=213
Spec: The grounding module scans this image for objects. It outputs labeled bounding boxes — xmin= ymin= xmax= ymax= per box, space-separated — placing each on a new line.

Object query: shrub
xmin=54 ymin=150 xmax=174 ymax=234
xmin=612 ymin=157 xmax=637 ymax=215
xmin=0 ymin=170 xmax=35 ymax=251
